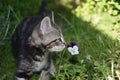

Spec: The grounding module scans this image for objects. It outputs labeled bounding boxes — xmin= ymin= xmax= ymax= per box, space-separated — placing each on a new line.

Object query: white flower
xmin=68 ymin=45 xmax=79 ymax=55
xmin=117 ymin=36 xmax=120 ymax=41
xmin=107 ymin=75 xmax=113 ymax=80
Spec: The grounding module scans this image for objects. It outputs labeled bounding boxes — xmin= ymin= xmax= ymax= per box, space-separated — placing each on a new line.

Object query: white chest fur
xmin=33 ymin=58 xmax=47 ymax=72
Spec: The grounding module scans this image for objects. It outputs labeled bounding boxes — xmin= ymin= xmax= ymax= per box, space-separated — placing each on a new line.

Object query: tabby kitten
xmin=11 ymin=0 xmax=66 ymax=80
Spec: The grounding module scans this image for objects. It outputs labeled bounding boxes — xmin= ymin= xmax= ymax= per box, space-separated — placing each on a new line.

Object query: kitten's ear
xmin=40 ymin=16 xmax=52 ymax=34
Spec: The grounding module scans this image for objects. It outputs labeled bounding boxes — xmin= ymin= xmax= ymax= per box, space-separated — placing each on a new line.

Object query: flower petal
xmin=71 ymin=50 xmax=79 ymax=55
xmin=74 ymin=50 xmax=79 ymax=55
xmin=67 ymin=47 xmax=73 ymax=52
xmin=73 ymin=45 xmax=78 ymax=50
xmin=71 ymin=42 xmax=76 ymax=47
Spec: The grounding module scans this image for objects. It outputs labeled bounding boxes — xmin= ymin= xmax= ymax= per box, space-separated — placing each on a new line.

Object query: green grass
xmin=0 ymin=0 xmax=120 ymax=80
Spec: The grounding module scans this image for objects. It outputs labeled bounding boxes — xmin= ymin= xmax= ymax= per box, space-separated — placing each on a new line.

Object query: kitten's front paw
xmin=49 ymin=64 xmax=56 ymax=75
xmin=49 ymin=67 xmax=56 ymax=75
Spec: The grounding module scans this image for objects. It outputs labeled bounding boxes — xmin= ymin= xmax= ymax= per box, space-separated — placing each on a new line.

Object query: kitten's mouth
xmin=48 ymin=44 xmax=65 ymax=52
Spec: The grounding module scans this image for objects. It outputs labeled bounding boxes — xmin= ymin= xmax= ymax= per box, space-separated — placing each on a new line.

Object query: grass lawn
xmin=0 ymin=0 xmax=120 ymax=80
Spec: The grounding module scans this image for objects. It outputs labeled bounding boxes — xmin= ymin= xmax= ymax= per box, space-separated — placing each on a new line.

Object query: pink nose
xmin=62 ymin=40 xmax=66 ymax=46
xmin=60 ymin=38 xmax=66 ymax=46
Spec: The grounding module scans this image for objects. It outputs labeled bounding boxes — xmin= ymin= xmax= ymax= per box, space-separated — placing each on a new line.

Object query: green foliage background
xmin=0 ymin=0 xmax=120 ymax=80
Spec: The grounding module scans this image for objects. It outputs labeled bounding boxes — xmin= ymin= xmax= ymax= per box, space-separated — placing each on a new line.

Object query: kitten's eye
xmin=45 ymin=38 xmax=60 ymax=47
xmin=52 ymin=38 xmax=61 ymax=42
xmin=58 ymin=38 xmax=62 ymax=41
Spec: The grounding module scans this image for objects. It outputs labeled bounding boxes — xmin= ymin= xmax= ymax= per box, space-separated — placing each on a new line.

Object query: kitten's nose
xmin=63 ymin=41 xmax=67 ymax=47
xmin=60 ymin=38 xmax=66 ymax=46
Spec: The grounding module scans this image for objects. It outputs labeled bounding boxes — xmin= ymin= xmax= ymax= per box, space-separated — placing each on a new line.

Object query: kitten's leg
xmin=39 ymin=59 xmax=56 ymax=80
xmin=14 ymin=61 xmax=32 ymax=80
xmin=39 ymin=70 xmax=50 ymax=80
xmin=49 ymin=59 xmax=56 ymax=75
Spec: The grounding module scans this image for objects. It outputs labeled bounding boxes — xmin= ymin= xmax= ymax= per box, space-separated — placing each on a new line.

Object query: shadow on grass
xmin=49 ymin=1 xmax=120 ymax=80
xmin=0 ymin=0 xmax=119 ymax=80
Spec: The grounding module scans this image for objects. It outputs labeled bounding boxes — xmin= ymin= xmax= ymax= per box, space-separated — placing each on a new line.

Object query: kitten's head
xmin=30 ymin=15 xmax=66 ymax=52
